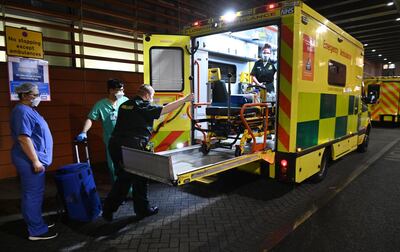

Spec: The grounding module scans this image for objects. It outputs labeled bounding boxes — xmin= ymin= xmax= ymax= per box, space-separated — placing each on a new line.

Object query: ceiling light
xmin=372 ymin=49 xmax=376 ymax=52
xmin=387 ymin=2 xmax=394 ymax=6
xmin=364 ymin=43 xmax=368 ymax=46
xmin=378 ymin=54 xmax=382 ymax=57
xmin=388 ymin=61 xmax=392 ymax=64
xmin=396 ymin=18 xmax=400 ymax=21
xmin=384 ymin=58 xmax=387 ymax=60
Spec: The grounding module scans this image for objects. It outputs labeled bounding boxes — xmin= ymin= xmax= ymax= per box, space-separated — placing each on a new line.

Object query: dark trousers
xmin=103 ymin=136 xmax=150 ymax=215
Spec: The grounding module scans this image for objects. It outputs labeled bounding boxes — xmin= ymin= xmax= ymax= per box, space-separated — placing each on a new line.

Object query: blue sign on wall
xmin=8 ymin=57 xmax=50 ymax=101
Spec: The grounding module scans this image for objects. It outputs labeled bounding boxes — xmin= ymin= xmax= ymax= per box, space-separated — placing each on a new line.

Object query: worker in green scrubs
xmin=76 ymin=79 xmax=129 ymax=183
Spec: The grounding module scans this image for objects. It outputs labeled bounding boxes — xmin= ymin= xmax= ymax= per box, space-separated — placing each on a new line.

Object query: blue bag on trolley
xmin=55 ymin=142 xmax=101 ymax=222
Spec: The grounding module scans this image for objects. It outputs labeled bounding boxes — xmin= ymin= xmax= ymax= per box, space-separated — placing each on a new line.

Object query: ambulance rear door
xmin=143 ymin=34 xmax=192 ymax=152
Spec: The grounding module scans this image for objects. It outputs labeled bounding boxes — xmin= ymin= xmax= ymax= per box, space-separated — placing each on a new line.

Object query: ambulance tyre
xmin=201 ymin=143 xmax=210 ymax=155
xmin=311 ymin=150 xmax=329 ymax=183
xmin=357 ymin=131 xmax=369 ymax=153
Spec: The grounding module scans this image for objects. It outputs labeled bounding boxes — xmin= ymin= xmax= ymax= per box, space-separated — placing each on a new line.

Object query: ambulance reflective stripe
xmin=152 ymin=131 xmax=190 ymax=152
xmin=296 ymin=93 xmax=358 ymax=149
xmin=277 ymin=21 xmax=294 ymax=152
xmin=368 ymin=80 xmax=400 ymax=121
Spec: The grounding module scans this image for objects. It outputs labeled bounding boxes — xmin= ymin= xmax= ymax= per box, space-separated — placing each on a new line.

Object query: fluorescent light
xmin=396 ymin=18 xmax=400 ymax=21
xmin=378 ymin=54 xmax=382 ymax=57
xmin=384 ymin=58 xmax=387 ymax=60
xmin=388 ymin=61 xmax=392 ymax=63
xmin=364 ymin=43 xmax=368 ymax=46
xmin=372 ymin=49 xmax=376 ymax=52
xmin=387 ymin=2 xmax=394 ymax=6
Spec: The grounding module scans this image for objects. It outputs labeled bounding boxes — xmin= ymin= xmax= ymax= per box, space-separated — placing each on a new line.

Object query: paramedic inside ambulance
xmin=250 ymin=43 xmax=277 ymax=101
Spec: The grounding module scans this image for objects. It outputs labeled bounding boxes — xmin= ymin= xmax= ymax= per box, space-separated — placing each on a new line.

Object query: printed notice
xmin=8 ymin=57 xmax=50 ymax=101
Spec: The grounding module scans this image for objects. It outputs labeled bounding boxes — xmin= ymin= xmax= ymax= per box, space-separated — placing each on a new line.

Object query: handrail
xmin=240 ymin=103 xmax=269 ymax=153
xmin=186 ymin=103 xmax=208 ymax=141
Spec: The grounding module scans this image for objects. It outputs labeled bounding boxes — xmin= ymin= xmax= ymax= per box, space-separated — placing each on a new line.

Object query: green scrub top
xmin=88 ymin=96 xmax=129 ymax=144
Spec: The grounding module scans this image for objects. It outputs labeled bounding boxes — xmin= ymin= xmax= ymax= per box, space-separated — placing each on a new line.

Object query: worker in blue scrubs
xmin=10 ymin=83 xmax=58 ymax=241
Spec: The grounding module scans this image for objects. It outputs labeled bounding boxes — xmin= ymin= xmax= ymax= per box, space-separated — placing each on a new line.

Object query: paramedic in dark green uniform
xmin=76 ymin=79 xmax=128 ymax=183
xmin=102 ymin=84 xmax=193 ymax=221
xmin=250 ymin=43 xmax=277 ymax=98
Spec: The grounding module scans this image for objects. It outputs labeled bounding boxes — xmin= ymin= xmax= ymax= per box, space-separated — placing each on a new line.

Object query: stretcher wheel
xmin=235 ymin=146 xmax=243 ymax=157
xmin=201 ymin=142 xmax=211 ymax=155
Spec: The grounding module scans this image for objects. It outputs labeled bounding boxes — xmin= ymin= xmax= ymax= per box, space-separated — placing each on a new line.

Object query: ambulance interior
xmin=192 ymin=25 xmax=279 ymax=154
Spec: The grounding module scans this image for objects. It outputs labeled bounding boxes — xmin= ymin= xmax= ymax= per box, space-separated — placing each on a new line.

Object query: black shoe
xmin=137 ymin=206 xmax=159 ymax=219
xmin=102 ymin=211 xmax=113 ymax=222
xmin=29 ymin=230 xmax=58 ymax=241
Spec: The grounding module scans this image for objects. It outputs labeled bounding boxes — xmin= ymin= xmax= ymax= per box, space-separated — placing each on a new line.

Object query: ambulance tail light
xmin=267 ymin=3 xmax=277 ymax=10
xmin=280 ymin=159 xmax=288 ymax=179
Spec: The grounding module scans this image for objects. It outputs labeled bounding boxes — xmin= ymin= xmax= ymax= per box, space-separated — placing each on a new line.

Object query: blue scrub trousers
xmin=13 ymin=156 xmax=48 ymax=237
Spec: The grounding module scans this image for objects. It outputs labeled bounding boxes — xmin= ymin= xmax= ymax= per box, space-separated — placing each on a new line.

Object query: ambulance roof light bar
xmin=221 ymin=10 xmax=237 ymax=23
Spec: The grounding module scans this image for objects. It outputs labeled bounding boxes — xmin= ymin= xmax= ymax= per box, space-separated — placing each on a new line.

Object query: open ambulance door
xmin=143 ymin=34 xmax=192 ymax=152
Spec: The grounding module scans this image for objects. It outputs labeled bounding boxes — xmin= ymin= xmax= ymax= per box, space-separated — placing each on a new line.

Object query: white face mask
xmin=262 ymin=53 xmax=270 ymax=62
xmin=115 ymin=91 xmax=124 ymax=100
xmin=31 ymin=96 xmax=41 ymax=107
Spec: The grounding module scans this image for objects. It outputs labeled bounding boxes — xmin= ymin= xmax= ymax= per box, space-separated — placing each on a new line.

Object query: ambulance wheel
xmin=235 ymin=146 xmax=243 ymax=157
xmin=357 ymin=131 xmax=369 ymax=153
xmin=311 ymin=150 xmax=329 ymax=183
xmin=201 ymin=143 xmax=210 ymax=155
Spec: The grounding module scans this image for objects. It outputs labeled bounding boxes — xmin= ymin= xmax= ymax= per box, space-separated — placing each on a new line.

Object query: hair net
xmin=14 ymin=82 xmax=37 ymax=94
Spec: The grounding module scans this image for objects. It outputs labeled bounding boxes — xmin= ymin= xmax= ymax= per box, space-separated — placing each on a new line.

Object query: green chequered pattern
xmin=297 ymin=92 xmax=358 ymax=149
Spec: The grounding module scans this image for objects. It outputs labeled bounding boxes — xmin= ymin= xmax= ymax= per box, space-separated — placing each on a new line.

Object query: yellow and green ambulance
xmin=364 ymin=76 xmax=400 ymax=127
xmin=122 ymin=0 xmax=371 ymax=185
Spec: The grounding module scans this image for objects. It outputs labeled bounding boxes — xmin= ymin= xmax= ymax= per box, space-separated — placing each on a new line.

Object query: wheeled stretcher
xmin=188 ymin=73 xmax=274 ymax=157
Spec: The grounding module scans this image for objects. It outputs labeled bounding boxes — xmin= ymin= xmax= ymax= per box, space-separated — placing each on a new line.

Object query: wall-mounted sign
xmin=8 ymin=57 xmax=50 ymax=101
xmin=5 ymin=26 xmax=44 ymax=59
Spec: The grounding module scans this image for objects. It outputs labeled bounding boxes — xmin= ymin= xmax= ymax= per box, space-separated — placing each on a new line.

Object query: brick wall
xmin=0 ymin=63 xmax=143 ymax=179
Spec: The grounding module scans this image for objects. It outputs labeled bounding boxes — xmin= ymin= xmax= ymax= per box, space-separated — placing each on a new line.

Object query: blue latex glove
xmin=76 ymin=132 xmax=87 ymax=142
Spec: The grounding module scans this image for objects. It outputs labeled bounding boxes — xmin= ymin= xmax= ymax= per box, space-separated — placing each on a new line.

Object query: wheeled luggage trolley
xmin=55 ymin=141 xmax=101 ymax=222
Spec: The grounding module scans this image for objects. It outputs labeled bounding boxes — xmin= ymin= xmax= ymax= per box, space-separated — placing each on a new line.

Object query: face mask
xmin=115 ymin=91 xmax=124 ymax=100
xmin=262 ymin=53 xmax=270 ymax=62
xmin=31 ymin=96 xmax=41 ymax=107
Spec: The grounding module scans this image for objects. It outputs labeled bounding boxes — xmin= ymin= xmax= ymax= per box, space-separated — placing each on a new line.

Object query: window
xmin=328 ymin=60 xmax=346 ymax=87
xmin=150 ymin=47 xmax=183 ymax=91
xmin=208 ymin=61 xmax=237 ymax=83
xmin=367 ymin=84 xmax=380 ymax=104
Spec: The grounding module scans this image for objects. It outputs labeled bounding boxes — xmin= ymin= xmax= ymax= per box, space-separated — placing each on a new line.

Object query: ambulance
xmin=364 ymin=76 xmax=400 ymax=127
xmin=122 ymin=0 xmax=371 ymax=185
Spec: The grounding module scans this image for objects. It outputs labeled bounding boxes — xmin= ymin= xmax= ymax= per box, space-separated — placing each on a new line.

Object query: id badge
xmin=110 ymin=111 xmax=117 ymax=121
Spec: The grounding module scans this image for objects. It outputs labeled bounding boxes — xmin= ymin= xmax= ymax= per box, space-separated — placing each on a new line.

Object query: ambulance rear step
xmin=122 ymin=145 xmax=263 ymax=186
